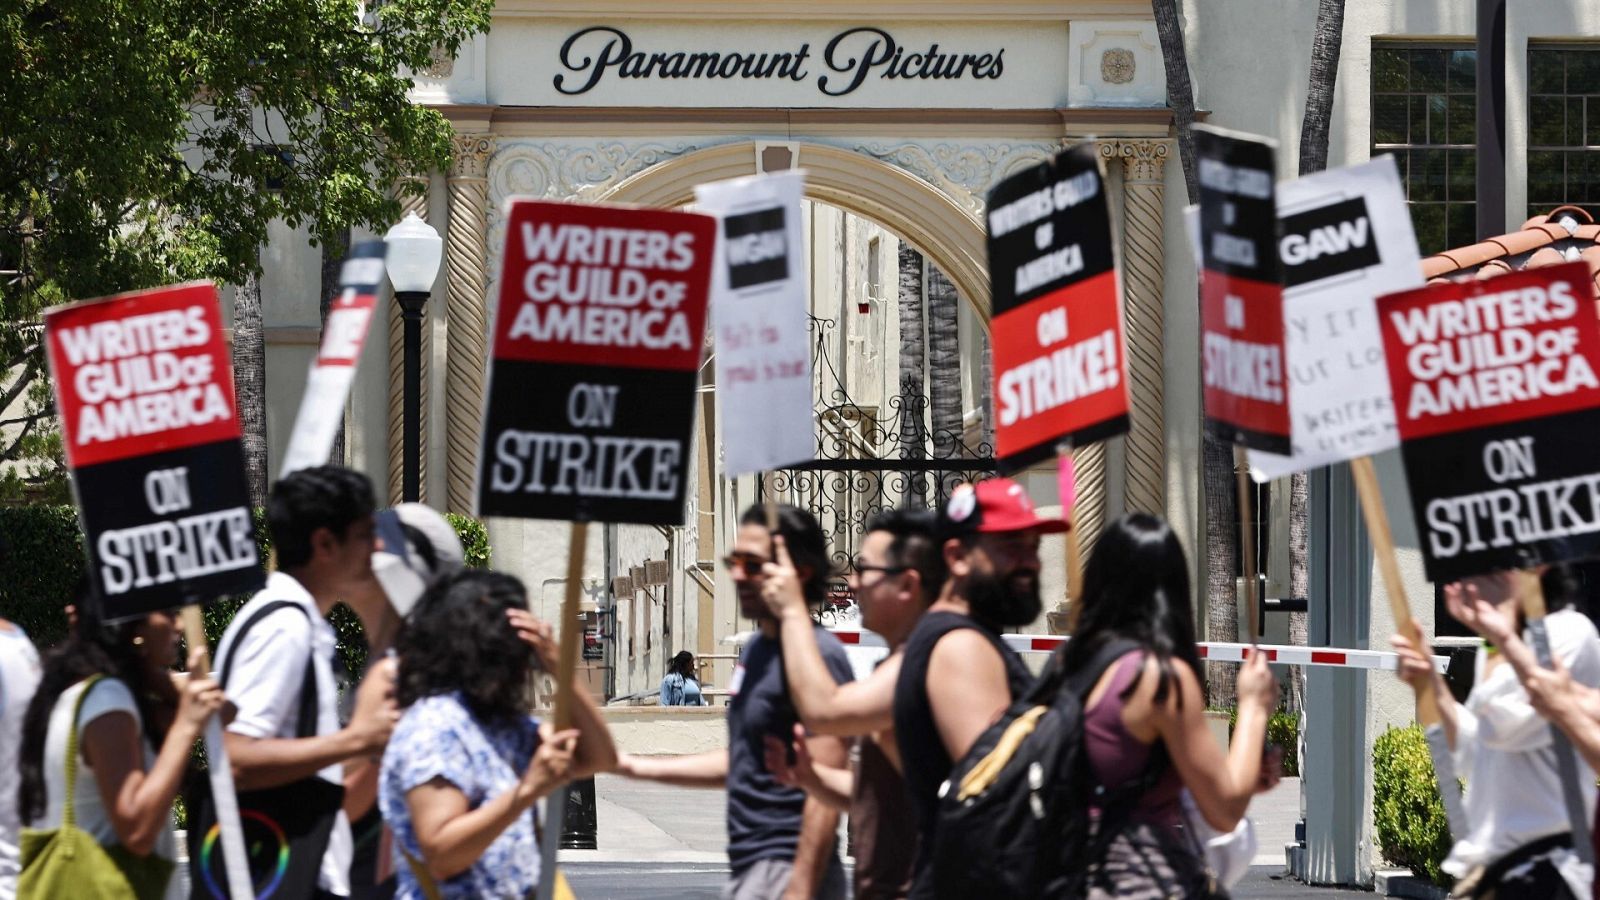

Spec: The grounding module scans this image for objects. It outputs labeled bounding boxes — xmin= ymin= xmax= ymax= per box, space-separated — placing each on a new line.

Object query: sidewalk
xmin=570 ymin=772 xmax=1304 ymax=869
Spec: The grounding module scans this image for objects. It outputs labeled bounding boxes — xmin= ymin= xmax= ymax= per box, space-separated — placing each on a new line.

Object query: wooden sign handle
xmin=551 ymin=523 xmax=588 ymax=732
xmin=180 ymin=604 xmax=211 ymax=678
xmin=1233 ymin=446 xmax=1260 ymax=645
xmin=1349 ymin=456 xmax=1443 ymax=726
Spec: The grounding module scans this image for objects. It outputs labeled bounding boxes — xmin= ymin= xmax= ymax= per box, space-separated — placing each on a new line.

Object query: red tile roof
xmin=1422 ymin=206 xmax=1600 ymax=295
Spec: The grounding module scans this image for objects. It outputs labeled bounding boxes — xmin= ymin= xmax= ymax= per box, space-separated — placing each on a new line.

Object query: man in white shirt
xmin=216 ymin=466 xmax=399 ymax=899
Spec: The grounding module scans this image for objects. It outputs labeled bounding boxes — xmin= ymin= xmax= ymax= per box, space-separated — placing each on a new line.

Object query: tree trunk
xmin=897 ymin=241 xmax=929 ymax=503
xmin=319 ymin=228 xmax=350 ymax=466
xmin=926 ymin=263 xmax=962 ymax=460
xmin=234 ymin=267 xmax=268 ymax=508
xmin=1152 ymin=0 xmax=1239 ymax=706
xmin=1287 ymin=0 xmax=1345 ymax=713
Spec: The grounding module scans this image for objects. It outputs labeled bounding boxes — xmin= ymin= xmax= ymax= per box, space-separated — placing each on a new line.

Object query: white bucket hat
xmin=372 ymin=503 xmax=466 ymax=617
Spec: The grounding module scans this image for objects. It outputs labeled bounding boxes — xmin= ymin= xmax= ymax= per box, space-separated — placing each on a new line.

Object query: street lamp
xmin=383 ymin=212 xmax=443 ymax=503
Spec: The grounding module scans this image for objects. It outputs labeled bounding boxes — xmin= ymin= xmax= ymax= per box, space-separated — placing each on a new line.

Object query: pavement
xmin=561 ymin=774 xmax=1378 ymax=897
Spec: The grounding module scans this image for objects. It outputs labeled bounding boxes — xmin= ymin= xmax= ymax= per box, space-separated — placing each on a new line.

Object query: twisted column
xmin=388 ymin=179 xmax=430 ymax=504
xmin=1072 ymin=442 xmax=1108 ymax=557
xmin=445 ymin=134 xmax=495 ymax=513
xmin=1100 ymin=140 xmax=1170 ymax=519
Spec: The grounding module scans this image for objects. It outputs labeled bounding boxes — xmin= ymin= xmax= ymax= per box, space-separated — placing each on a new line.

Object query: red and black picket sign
xmin=44 ymin=282 xmax=263 ymax=621
xmin=1196 ymin=126 xmax=1291 ymax=454
xmin=1377 ymin=262 xmax=1600 ymax=581
xmin=987 ymin=143 xmax=1129 ymax=472
xmin=476 ymin=200 xmax=716 ymax=525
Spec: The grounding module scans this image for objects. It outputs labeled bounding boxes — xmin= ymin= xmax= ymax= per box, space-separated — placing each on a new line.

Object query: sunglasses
xmin=852 ymin=560 xmax=908 ymax=578
xmin=722 ymin=553 xmax=768 ymax=576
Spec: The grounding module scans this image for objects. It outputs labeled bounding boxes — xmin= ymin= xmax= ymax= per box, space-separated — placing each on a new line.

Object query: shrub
xmin=1373 ymin=724 xmax=1454 ymax=887
xmin=0 ymin=504 xmax=492 ymax=677
xmin=1213 ymin=706 xmax=1300 ymax=777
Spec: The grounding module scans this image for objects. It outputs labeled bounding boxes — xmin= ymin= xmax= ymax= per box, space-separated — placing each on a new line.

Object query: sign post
xmin=477 ymin=198 xmax=716 ymax=899
xmin=1377 ymin=260 xmax=1600 ymax=860
xmin=986 ymin=143 xmax=1130 ymax=605
xmin=43 ymin=282 xmax=263 ymax=898
xmin=1195 ymin=125 xmax=1288 ymax=643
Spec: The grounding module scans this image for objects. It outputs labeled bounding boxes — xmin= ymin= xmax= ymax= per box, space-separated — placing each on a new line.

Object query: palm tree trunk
xmin=1287 ymin=0 xmax=1346 ymax=713
xmin=1153 ymin=0 xmax=1238 ymax=706
xmin=234 ymin=267 xmax=268 ymax=507
xmin=926 ymin=264 xmax=962 ymax=459
xmin=897 ymin=242 xmax=929 ymax=502
xmin=319 ymin=228 xmax=350 ymax=466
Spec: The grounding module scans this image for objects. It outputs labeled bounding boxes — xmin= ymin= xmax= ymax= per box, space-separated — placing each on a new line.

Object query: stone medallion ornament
xmin=1101 ymin=48 xmax=1135 ymax=84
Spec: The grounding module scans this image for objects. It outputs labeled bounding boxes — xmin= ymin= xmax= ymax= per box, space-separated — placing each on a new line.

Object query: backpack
xmin=926 ymin=637 xmax=1166 ymax=899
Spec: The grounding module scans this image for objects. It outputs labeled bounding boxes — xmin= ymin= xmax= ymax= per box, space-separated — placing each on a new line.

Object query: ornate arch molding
xmin=597 ymin=141 xmax=995 ymax=322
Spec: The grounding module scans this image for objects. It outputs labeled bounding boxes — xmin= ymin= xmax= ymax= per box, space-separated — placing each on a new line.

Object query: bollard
xmin=562 ymin=777 xmax=598 ymax=850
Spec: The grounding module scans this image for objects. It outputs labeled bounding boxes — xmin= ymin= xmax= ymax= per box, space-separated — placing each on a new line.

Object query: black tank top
xmin=893 ymin=611 xmax=1035 ymax=891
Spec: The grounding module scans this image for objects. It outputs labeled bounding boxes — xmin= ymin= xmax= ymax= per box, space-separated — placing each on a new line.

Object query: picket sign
xmin=821 ymin=628 xmax=1449 ymax=671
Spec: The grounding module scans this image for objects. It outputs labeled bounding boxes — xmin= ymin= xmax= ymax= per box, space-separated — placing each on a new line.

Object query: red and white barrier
xmin=824 ymin=628 xmax=1450 ymax=672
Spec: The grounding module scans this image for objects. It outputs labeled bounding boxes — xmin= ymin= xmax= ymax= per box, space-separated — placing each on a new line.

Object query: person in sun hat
xmin=891 ymin=476 xmax=1067 ymax=898
xmin=344 ymin=502 xmax=466 ymax=900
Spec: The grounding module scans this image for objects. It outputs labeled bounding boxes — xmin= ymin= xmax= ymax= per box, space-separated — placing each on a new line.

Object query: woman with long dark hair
xmin=379 ymin=570 xmax=616 ymax=899
xmin=1056 ymin=513 xmax=1279 ymax=898
xmin=17 ymin=599 xmax=224 ymax=900
xmin=660 ymin=651 xmax=705 ymax=707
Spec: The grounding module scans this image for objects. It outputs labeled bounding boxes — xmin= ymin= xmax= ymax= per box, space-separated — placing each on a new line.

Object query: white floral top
xmin=380 ymin=693 xmax=542 ymax=900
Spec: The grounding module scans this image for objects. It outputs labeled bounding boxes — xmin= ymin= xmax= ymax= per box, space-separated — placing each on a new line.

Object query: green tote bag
xmin=19 ymin=676 xmax=176 ymax=900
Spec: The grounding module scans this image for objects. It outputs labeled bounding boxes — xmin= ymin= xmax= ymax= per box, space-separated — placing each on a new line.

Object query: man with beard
xmin=892 ymin=478 xmax=1066 ymax=898
xmin=615 ymin=504 xmax=854 ymax=900
xmin=758 ymin=508 xmax=944 ymax=899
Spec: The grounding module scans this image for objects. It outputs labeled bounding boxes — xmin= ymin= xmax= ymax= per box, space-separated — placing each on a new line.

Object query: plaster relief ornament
xmin=1101 ymin=48 xmax=1135 ymax=85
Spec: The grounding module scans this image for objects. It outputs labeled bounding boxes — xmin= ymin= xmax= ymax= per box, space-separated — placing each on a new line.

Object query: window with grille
xmin=1371 ymin=43 xmax=1477 ymax=254
xmin=1528 ymin=45 xmax=1600 ymax=221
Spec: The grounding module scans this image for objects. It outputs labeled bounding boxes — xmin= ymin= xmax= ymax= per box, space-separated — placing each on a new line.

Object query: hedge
xmin=0 ymin=504 xmax=491 ymax=675
xmin=1214 ymin=707 xmax=1301 ymax=777
xmin=1373 ymin=724 xmax=1454 ymax=887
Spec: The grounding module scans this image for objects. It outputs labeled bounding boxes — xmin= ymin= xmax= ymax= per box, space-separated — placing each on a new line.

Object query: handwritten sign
xmin=1247 ymin=156 xmax=1421 ymax=480
xmin=694 ymin=170 xmax=814 ymax=476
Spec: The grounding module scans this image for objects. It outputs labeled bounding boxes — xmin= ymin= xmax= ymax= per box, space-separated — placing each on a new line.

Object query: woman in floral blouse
xmin=379 ymin=570 xmax=616 ymax=899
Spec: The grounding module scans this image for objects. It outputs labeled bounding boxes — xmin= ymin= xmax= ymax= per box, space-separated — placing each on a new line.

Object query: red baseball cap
xmin=937 ymin=477 xmax=1069 ymax=538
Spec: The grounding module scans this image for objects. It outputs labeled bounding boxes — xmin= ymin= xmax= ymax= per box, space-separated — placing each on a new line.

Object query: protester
xmin=335 ymin=502 xmax=468 ymax=900
xmin=762 ymin=508 xmax=944 ymax=900
xmin=0 ymin=614 xmax=41 ymax=900
xmin=616 ymin=504 xmax=854 ymax=900
xmin=215 ymin=465 xmax=399 ymax=899
xmin=1059 ymin=513 xmax=1280 ymax=897
xmin=661 ymin=651 xmax=706 ymax=707
xmin=378 ymin=569 xmax=616 ymax=899
xmin=1392 ymin=569 xmax=1600 ymax=899
xmin=890 ymin=477 xmax=1060 ymax=897
xmin=17 ymin=596 xmax=224 ymax=900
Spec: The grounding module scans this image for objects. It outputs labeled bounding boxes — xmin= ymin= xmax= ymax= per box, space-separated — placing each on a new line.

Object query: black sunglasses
xmin=852 ymin=561 xmax=908 ymax=578
xmin=722 ymin=553 xmax=768 ymax=576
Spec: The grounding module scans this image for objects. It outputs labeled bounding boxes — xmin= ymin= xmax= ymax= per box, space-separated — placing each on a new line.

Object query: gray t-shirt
xmin=725 ymin=627 xmax=853 ymax=872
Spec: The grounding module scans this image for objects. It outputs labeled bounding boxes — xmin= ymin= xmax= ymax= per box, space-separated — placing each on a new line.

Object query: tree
xmin=0 ymin=0 xmax=492 ymax=499
xmin=926 ymin=264 xmax=963 ymax=456
xmin=1153 ymin=0 xmax=1241 ymax=705
xmin=897 ymin=242 xmax=929 ymax=503
xmin=1285 ymin=0 xmax=1347 ymax=713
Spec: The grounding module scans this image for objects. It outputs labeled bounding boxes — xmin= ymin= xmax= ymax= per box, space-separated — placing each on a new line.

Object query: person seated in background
xmin=380 ymin=569 xmax=616 ymax=900
xmin=1392 ymin=566 xmax=1600 ymax=900
xmin=660 ymin=651 xmax=706 ymax=707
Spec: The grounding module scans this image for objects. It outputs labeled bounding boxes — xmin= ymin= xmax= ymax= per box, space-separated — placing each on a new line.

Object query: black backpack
xmin=926 ymin=637 xmax=1167 ymax=899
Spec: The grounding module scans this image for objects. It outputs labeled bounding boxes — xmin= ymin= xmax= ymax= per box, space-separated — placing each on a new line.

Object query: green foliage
xmin=0 ymin=0 xmax=494 ymax=493
xmin=1373 ymin=725 xmax=1455 ymax=887
xmin=1212 ymin=707 xmax=1300 ymax=777
xmin=0 ymin=505 xmax=492 ymax=678
xmin=446 ymin=512 xmax=492 ymax=569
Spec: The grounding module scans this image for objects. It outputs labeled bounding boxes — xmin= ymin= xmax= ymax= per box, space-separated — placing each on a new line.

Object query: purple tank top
xmin=1083 ymin=651 xmax=1184 ymax=827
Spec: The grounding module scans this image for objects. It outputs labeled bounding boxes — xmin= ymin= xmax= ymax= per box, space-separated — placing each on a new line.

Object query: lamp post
xmin=383 ymin=212 xmax=443 ymax=503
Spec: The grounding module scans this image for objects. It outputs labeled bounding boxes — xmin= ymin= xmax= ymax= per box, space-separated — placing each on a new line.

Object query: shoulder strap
xmin=61 ymin=674 xmax=108 ymax=827
xmin=220 ymin=600 xmax=320 ymax=740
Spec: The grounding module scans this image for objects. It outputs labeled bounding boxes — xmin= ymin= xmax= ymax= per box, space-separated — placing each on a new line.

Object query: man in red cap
xmin=890 ymin=476 xmax=1068 ymax=898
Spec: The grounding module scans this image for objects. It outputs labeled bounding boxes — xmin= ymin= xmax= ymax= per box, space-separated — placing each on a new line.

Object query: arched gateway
xmin=386 ymin=1 xmax=1182 ymax=698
